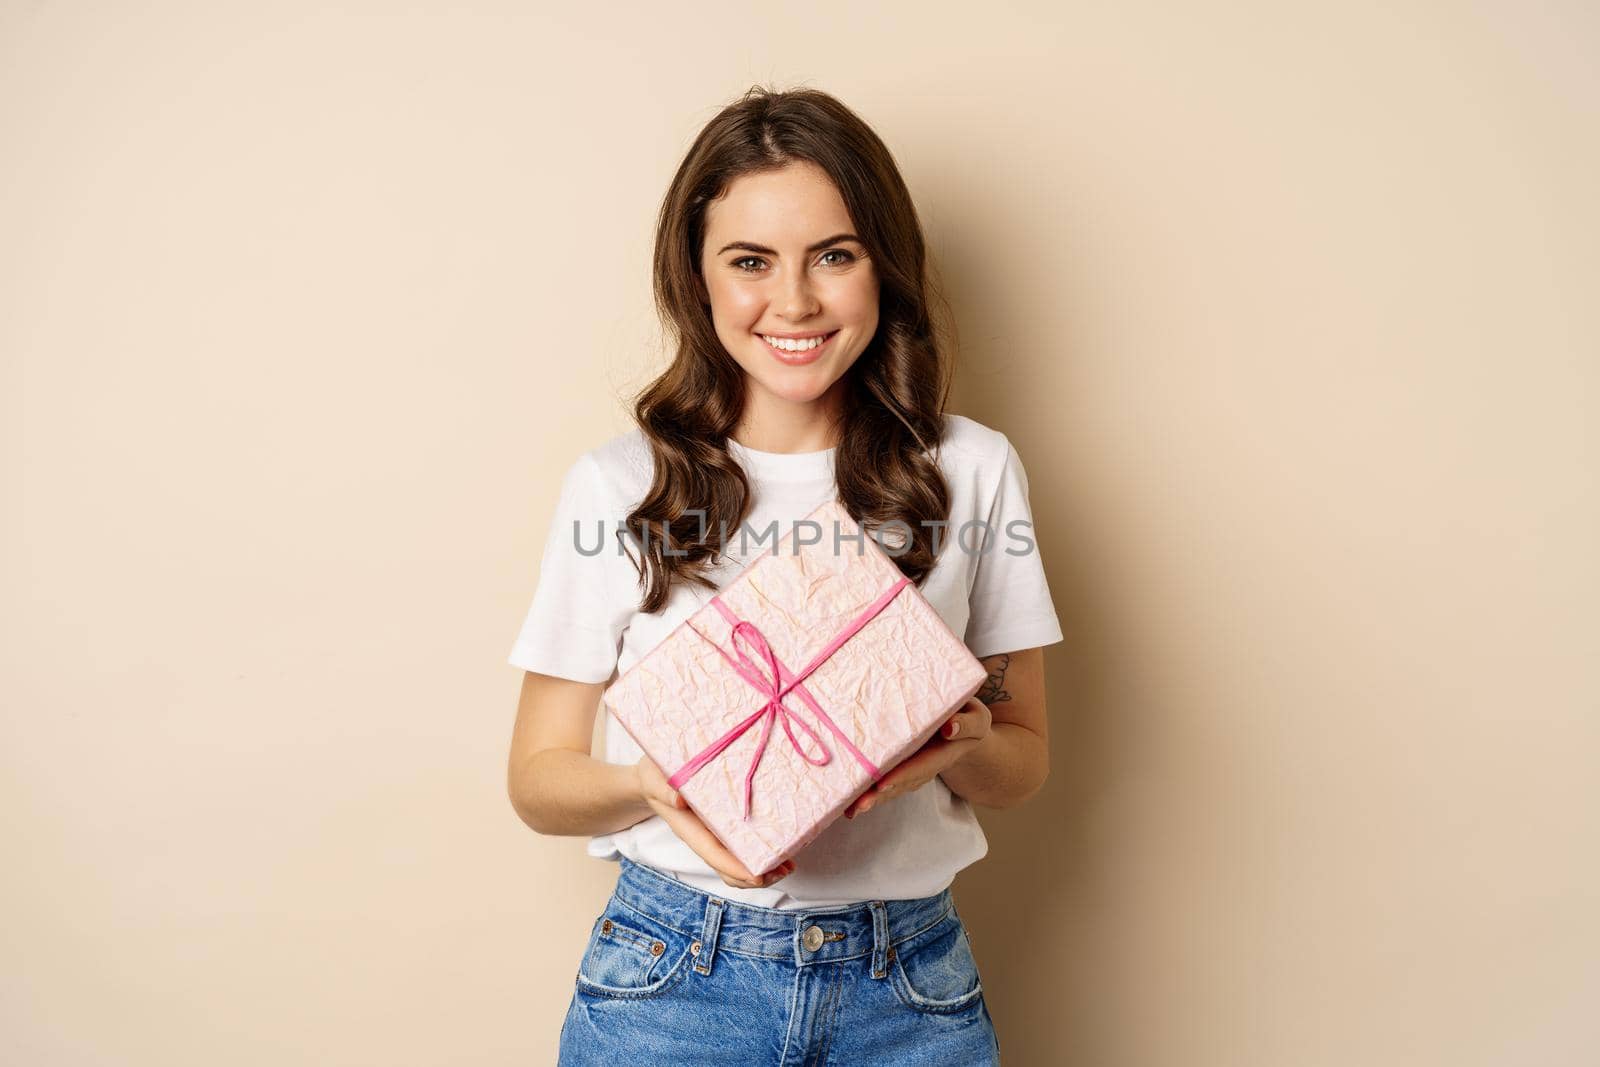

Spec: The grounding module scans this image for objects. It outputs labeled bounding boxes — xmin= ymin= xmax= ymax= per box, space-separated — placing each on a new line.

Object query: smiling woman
xmin=505 ymin=85 xmax=1065 ymax=1066
xmin=699 ymin=164 xmax=880 ymax=408
xmin=621 ymin=87 xmax=966 ymax=621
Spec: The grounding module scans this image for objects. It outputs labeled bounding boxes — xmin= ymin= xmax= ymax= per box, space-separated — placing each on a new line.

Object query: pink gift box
xmin=601 ymin=498 xmax=989 ymax=876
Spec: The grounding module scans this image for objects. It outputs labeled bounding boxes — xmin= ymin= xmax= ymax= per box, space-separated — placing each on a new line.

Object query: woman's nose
xmin=777 ymin=270 xmax=821 ymax=320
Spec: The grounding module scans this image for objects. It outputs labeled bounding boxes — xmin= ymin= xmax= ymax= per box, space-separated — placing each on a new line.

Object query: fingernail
xmin=944 ymin=720 xmax=960 ymax=738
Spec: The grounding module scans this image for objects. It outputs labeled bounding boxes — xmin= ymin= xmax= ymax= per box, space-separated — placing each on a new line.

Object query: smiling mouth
xmin=757 ymin=330 xmax=839 ymax=365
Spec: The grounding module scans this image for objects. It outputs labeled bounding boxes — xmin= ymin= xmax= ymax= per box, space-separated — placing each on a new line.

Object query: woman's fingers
xmin=735 ymin=860 xmax=796 ymax=890
xmin=661 ymin=805 xmax=755 ymax=884
xmin=649 ymin=796 xmax=795 ymax=889
xmin=846 ymin=723 xmax=986 ymax=818
xmin=941 ymin=698 xmax=992 ymax=741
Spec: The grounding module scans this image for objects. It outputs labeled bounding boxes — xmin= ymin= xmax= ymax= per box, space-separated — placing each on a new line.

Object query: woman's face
xmin=698 ymin=160 xmax=880 ymax=419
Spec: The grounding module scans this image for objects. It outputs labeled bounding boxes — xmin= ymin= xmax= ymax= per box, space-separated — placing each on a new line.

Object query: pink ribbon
xmin=667 ymin=575 xmax=912 ymax=819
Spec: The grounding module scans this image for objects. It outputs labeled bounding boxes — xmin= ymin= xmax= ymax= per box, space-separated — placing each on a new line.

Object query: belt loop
xmin=869 ymin=900 xmax=890 ymax=979
xmin=694 ymin=897 xmax=725 ymax=977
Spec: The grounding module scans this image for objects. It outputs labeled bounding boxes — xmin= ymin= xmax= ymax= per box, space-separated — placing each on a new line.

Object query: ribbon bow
xmin=667 ymin=575 xmax=912 ymax=819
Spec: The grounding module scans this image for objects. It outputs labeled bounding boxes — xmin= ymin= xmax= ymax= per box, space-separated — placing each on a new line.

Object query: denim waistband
xmin=613 ymin=857 xmax=955 ymax=974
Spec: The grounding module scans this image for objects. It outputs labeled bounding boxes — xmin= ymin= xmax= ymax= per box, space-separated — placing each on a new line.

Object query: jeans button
xmin=801 ymin=925 xmax=824 ymax=952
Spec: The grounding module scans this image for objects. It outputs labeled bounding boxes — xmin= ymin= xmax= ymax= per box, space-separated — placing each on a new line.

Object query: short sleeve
xmin=962 ymin=439 xmax=1066 ymax=659
xmin=506 ymin=452 xmax=632 ymax=683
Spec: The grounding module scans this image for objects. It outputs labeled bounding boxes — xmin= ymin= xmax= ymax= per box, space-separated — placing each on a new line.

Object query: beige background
xmin=4 ymin=2 xmax=1596 ymax=1065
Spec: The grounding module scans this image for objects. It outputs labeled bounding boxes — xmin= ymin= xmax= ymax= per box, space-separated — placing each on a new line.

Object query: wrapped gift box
xmin=601 ymin=497 xmax=989 ymax=876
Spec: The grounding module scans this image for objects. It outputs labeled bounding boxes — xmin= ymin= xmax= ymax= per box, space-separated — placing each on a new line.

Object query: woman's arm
xmin=505 ymin=670 xmax=795 ymax=889
xmin=506 ymin=671 xmax=651 ymax=836
xmin=937 ymin=647 xmax=1049 ymax=807
xmin=843 ymin=647 xmax=1050 ymax=816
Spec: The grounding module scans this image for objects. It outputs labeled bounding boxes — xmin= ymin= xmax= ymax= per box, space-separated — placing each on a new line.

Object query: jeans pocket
xmin=574 ymin=896 xmax=695 ymax=1001
xmin=887 ymin=909 xmax=985 ymax=1015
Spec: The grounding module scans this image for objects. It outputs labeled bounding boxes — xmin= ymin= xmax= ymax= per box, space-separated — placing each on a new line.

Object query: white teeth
xmin=762 ymin=333 xmax=830 ymax=352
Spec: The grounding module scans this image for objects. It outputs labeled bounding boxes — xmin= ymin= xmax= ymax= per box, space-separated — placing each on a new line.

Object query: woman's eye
xmin=731 ymin=250 xmax=854 ymax=274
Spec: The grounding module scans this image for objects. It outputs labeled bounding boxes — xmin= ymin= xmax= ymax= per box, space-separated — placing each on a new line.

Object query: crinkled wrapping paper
xmin=601 ymin=498 xmax=989 ymax=875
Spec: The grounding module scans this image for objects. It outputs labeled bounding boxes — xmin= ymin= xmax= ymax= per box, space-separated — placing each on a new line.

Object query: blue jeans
xmin=558 ymin=858 xmax=1001 ymax=1065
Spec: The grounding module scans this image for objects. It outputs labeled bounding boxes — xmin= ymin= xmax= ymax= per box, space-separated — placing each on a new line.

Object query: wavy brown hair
xmin=621 ymin=85 xmax=956 ymax=613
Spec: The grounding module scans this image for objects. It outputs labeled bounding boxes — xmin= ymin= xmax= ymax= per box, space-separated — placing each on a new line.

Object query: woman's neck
xmin=731 ymin=395 xmax=843 ymax=454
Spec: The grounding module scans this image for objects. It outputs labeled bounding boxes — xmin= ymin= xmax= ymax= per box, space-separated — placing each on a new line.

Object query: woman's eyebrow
xmin=715 ymin=233 xmax=863 ymax=256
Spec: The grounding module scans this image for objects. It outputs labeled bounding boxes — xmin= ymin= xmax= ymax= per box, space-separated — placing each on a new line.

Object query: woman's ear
xmin=693 ymin=272 xmax=710 ymax=306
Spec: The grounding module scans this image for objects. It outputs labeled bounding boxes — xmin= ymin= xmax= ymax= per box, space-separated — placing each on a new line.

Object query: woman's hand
xmin=634 ymin=754 xmax=796 ymax=891
xmin=843 ymin=696 xmax=993 ymax=818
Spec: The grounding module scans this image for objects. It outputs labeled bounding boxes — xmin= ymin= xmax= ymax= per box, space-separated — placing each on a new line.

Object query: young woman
xmin=506 ymin=86 xmax=1063 ymax=1065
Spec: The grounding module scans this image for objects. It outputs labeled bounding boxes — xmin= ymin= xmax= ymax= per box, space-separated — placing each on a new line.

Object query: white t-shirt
xmin=507 ymin=413 xmax=1064 ymax=907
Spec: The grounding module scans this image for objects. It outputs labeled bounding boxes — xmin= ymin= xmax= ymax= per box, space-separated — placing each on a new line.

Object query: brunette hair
xmin=622 ymin=85 xmax=955 ymax=613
